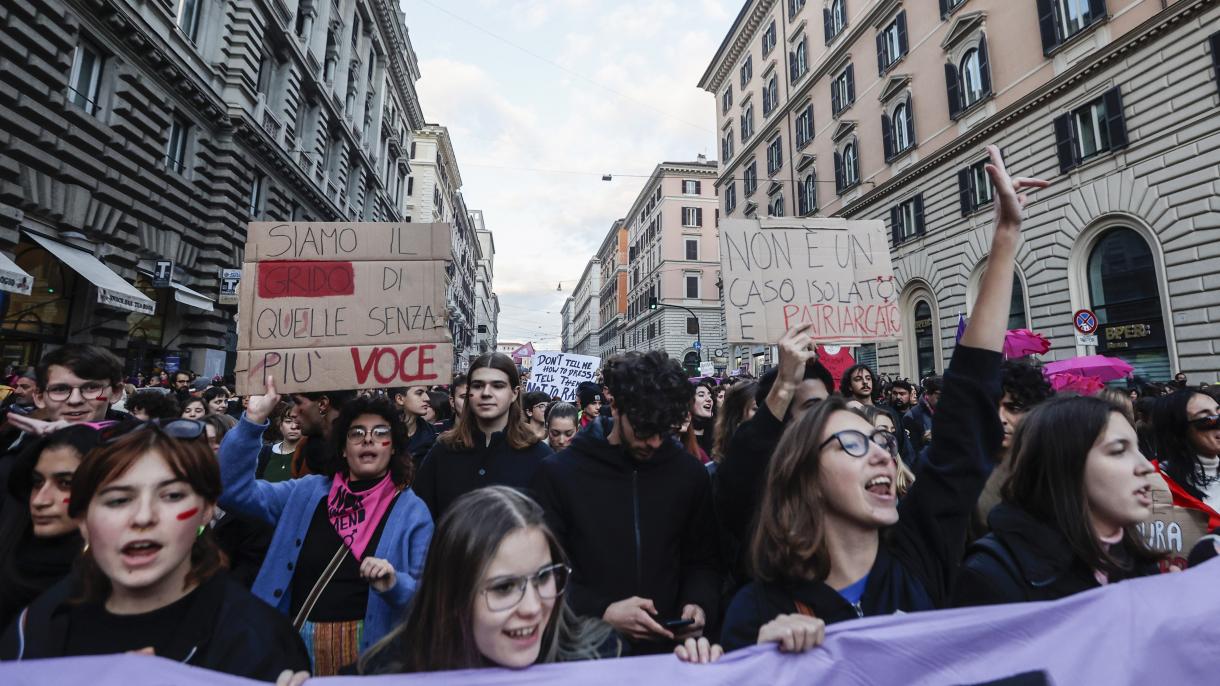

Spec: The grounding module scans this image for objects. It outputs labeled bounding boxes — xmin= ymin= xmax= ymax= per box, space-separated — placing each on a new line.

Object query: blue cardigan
xmin=218 ymin=416 xmax=433 ymax=651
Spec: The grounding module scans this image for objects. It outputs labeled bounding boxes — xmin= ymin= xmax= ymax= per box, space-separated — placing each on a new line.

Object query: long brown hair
xmin=439 ymin=353 xmax=538 ymax=451
xmin=360 ymin=487 xmax=615 ymax=673
xmin=712 ymin=381 xmax=757 ymax=462
xmin=68 ymin=425 xmax=226 ymax=602
xmin=750 ymin=395 xmax=851 ymax=584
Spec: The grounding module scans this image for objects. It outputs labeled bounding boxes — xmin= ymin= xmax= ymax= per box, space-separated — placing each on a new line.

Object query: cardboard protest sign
xmin=526 ymin=351 xmax=600 ymax=402
xmin=719 ymin=217 xmax=901 ymax=345
xmin=1137 ymin=474 xmax=1211 ymax=571
xmin=235 ymin=222 xmax=453 ymax=395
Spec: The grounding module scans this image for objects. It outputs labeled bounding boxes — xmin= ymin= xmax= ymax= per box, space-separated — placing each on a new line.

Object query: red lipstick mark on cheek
xmin=176 ymin=507 xmax=200 ymax=521
xmin=62 ymin=498 xmax=71 ymax=504
xmin=382 ymin=441 xmax=391 ymax=447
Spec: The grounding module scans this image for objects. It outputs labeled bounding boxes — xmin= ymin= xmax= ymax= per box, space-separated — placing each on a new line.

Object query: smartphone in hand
xmin=662 ymin=618 xmax=695 ymax=630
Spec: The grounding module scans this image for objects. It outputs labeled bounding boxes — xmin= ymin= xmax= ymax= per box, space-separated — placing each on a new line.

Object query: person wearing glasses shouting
xmin=218 ymin=382 xmax=433 ymax=676
xmin=719 ymin=146 xmax=1049 ymax=652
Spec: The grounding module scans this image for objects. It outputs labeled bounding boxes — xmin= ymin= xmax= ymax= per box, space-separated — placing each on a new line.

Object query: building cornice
xmin=624 ymin=162 xmax=719 ymax=227
xmin=841 ymin=0 xmax=1214 ymax=217
xmin=698 ymin=0 xmax=776 ymax=93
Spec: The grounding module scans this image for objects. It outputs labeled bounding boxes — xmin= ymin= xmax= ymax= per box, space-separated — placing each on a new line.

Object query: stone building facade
xmin=596 ymin=219 xmax=628 ymax=360
xmin=0 ymin=0 xmax=425 ymax=376
xmin=472 ymin=212 xmax=499 ymax=356
xmin=701 ymin=0 xmax=1220 ymax=382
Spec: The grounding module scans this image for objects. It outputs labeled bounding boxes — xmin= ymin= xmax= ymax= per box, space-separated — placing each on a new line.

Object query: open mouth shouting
xmin=864 ymin=474 xmax=895 ymax=502
xmin=120 ymin=539 xmax=164 ymax=567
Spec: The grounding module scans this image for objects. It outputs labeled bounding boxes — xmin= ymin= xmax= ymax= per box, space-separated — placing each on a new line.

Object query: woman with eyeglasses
xmin=0 ymin=420 xmax=310 ymax=681
xmin=718 ymin=146 xmax=1047 ymax=653
xmin=218 ymin=381 xmax=433 ymax=676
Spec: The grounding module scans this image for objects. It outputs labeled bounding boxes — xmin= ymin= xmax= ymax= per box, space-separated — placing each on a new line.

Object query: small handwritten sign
xmin=719 ymin=218 xmax=901 ymax=345
xmin=235 ymin=222 xmax=453 ymax=395
xmin=526 ymin=352 xmax=600 ymax=402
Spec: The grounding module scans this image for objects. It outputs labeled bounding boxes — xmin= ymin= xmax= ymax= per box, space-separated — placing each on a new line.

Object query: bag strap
xmin=292 ymin=545 xmax=350 ymax=631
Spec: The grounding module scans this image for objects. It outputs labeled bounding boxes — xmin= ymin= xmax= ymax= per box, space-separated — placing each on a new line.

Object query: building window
xmin=1054 ymin=87 xmax=1127 ymax=173
xmin=176 ymin=0 xmax=203 ymax=43
xmin=824 ymin=0 xmax=847 ymax=43
xmin=794 ymin=105 xmax=814 ymax=149
xmin=1210 ymin=32 xmax=1220 ymax=95
xmin=876 ymin=11 xmax=908 ymax=75
xmin=789 ymin=0 xmax=807 ymax=19
xmin=1086 ymin=227 xmax=1169 ymax=380
xmin=957 ymin=158 xmax=994 ymax=216
xmin=165 ymin=116 xmax=190 ymax=174
xmin=913 ymin=300 xmax=937 ymax=380
xmin=798 ymin=172 xmax=817 ymax=215
xmin=725 ymin=182 xmax=738 ymax=213
xmin=766 ymin=136 xmax=783 ymax=176
xmin=763 ymin=74 xmax=779 ymax=116
xmin=762 ymin=20 xmax=777 ymax=56
xmin=939 ymin=0 xmax=967 ymax=17
xmin=722 ymin=86 xmax=733 ymax=114
xmin=830 ymin=64 xmax=855 ymax=116
xmin=740 ymin=103 xmax=755 ymax=140
xmin=682 ymin=207 xmax=704 ymax=228
xmin=685 ymin=239 xmax=699 ymax=260
xmin=686 ymin=274 xmax=701 ymax=299
xmin=687 ymin=316 xmax=700 ymax=335
xmin=946 ymin=37 xmax=992 ymax=119
xmin=890 ymin=195 xmax=926 ymax=245
xmin=769 ymin=195 xmax=785 ymax=217
xmin=1037 ymin=0 xmax=1107 ymax=54
xmin=790 ymin=35 xmax=809 ymax=82
xmin=406 ymin=176 xmax=414 ymax=196
xmin=740 ymin=55 xmax=754 ymax=88
xmin=744 ymin=161 xmax=758 ymax=196
xmin=67 ymin=42 xmax=104 ymax=116
xmin=883 ymin=97 xmax=915 ymax=160
xmin=834 ymin=140 xmax=860 ymax=193
xmin=722 ymin=128 xmax=734 ymax=162
xmin=248 ymin=175 xmax=264 ymax=217
xmin=683 ymin=179 xmax=702 ymax=195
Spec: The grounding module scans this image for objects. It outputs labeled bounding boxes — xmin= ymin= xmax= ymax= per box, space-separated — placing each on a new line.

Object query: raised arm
xmin=218 ymin=376 xmax=299 ymax=523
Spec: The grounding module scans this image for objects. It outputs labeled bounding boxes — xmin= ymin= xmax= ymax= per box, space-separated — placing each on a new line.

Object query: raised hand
xmin=245 ymin=375 xmax=281 ymax=425
xmin=985 ymin=144 xmax=1049 ymax=230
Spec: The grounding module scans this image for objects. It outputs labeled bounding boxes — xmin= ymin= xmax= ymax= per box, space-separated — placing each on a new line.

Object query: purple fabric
xmin=3 ymin=560 xmax=1217 ymax=685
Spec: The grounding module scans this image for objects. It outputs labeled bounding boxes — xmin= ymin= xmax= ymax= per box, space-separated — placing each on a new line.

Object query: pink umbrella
xmin=1047 ymin=372 xmax=1106 ymax=395
xmin=1042 ymin=355 xmax=1134 ymax=382
xmin=1003 ymin=329 xmax=1050 ymax=359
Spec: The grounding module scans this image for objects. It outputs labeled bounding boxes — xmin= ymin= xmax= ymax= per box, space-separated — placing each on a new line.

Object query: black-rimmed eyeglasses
xmin=819 ymin=429 xmax=898 ymax=458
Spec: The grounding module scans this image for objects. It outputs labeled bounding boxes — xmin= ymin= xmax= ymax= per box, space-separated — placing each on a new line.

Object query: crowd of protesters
xmin=0 ymin=148 xmax=1217 ymax=684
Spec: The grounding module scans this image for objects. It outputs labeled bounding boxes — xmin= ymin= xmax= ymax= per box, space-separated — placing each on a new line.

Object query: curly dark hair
xmin=329 ymin=396 xmax=413 ymax=486
xmin=1000 ymin=360 xmax=1054 ymax=410
xmin=126 ymin=389 xmax=181 ymax=419
xmin=601 ymin=351 xmax=692 ymax=438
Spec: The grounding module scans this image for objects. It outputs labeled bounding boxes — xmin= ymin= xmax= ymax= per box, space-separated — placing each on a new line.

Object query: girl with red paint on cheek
xmin=0 ymin=420 xmax=310 ymax=682
xmin=0 ymin=426 xmax=99 ymax=629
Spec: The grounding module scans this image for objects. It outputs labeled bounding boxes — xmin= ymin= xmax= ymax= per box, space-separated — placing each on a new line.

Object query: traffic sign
xmin=1073 ymin=309 xmax=1098 ymax=335
xmin=693 ymin=341 xmax=701 ymax=350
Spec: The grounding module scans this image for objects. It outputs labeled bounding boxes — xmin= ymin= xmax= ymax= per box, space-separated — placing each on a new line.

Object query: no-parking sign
xmin=1073 ymin=309 xmax=1098 ymax=335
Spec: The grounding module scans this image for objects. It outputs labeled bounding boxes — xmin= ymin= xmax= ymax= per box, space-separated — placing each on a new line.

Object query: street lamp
xmin=649 ymin=296 xmax=702 ymax=363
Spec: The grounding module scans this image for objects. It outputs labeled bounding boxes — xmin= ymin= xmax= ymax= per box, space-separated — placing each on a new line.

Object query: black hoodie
xmin=414 ymin=428 xmax=551 ymax=519
xmin=530 ymin=416 xmax=722 ymax=647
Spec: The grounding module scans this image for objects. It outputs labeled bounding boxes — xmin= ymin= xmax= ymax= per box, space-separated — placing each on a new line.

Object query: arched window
xmin=843 ymin=142 xmax=859 ymax=186
xmin=913 ymin=300 xmax=937 ymax=381
xmin=1086 ymin=227 xmax=1169 ymax=379
xmin=769 ymin=195 xmax=785 ymax=217
xmin=892 ymin=103 xmax=911 ymax=152
xmin=798 ymin=172 xmax=817 ymax=215
xmin=960 ymin=48 xmax=984 ymax=107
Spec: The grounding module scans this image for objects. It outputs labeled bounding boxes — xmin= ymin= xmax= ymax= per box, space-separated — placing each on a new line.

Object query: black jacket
xmin=952 ymin=503 xmax=1161 ymax=606
xmin=715 ymin=400 xmax=786 ymax=570
xmin=414 ymin=429 xmax=551 ymax=518
xmin=0 ymin=571 xmax=309 ymax=681
xmin=406 ymin=415 xmax=438 ymax=468
xmin=720 ymin=345 xmax=1001 ymax=651
xmin=530 ymin=416 xmax=722 ymax=647
xmin=903 ymin=400 xmax=934 ymax=455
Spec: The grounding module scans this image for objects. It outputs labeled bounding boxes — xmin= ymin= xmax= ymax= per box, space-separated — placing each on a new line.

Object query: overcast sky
xmin=403 ymin=0 xmax=736 ymax=348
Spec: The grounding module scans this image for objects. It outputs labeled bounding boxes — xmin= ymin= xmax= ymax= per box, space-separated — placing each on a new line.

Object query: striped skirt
xmin=299 ymin=619 xmax=364 ymax=676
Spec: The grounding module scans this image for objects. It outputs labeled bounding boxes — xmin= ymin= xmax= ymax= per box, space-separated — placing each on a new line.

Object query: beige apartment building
xmin=701 ymin=0 xmax=1220 ymax=382
xmin=596 ymin=220 xmax=629 ymax=360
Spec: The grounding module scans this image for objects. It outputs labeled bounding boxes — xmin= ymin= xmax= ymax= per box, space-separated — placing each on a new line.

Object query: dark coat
xmin=414 ymin=429 xmax=551 ymax=519
xmin=405 ymin=415 xmax=438 ymax=468
xmin=0 ymin=571 xmax=309 ymax=681
xmin=952 ymin=503 xmax=1161 ymax=607
xmin=714 ymin=399 xmax=786 ymax=582
xmin=530 ymin=416 xmax=722 ymax=650
xmin=721 ymin=345 xmax=1002 ymax=651
xmin=903 ymin=400 xmax=935 ymax=454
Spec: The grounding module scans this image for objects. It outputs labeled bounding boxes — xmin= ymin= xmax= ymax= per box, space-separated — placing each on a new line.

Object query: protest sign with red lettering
xmin=719 ymin=217 xmax=901 ymax=345
xmin=235 ymin=222 xmax=453 ymax=395
xmin=1138 ymin=473 xmax=1210 ymax=571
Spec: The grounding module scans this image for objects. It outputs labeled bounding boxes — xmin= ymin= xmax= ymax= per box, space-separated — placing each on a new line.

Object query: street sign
xmin=1073 ymin=309 xmax=1098 ymax=335
xmin=153 ymin=260 xmax=174 ymax=288
xmin=1075 ymin=333 xmax=1098 ymax=346
xmin=218 ymin=268 xmax=241 ymax=305
xmin=693 ymin=340 xmax=701 ymax=350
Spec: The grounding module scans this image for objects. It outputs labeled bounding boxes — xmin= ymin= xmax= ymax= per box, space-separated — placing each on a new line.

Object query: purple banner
xmin=3 ymin=559 xmax=1218 ymax=685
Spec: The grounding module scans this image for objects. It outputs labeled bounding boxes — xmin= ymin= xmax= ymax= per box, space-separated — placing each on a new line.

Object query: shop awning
xmin=26 ymin=233 xmax=156 ymax=316
xmin=0 ymin=250 xmax=33 ymax=295
xmin=136 ymin=266 xmax=215 ymax=312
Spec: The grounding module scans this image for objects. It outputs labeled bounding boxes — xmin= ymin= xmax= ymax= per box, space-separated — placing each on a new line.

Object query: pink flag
xmin=1003 ymin=329 xmax=1050 ymax=359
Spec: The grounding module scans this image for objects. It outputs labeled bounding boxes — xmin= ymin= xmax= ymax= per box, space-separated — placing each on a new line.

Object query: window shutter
xmin=897 ymin=12 xmax=909 ymax=56
xmin=1211 ymin=33 xmax=1220 ymax=96
xmin=790 ymin=52 xmax=798 ymax=81
xmin=696 ymin=180 xmax=702 ymax=194
xmin=1036 ymin=0 xmax=1058 ymax=54
xmin=831 ymin=83 xmax=841 ymax=115
xmin=1087 ymin=0 xmax=1108 ymax=20
xmin=978 ymin=35 xmax=992 ymax=96
xmin=876 ymin=32 xmax=887 ymax=76
xmin=939 ymin=0 xmax=949 ymax=18
xmin=824 ymin=8 xmax=833 ymax=43
xmin=890 ymin=206 xmax=902 ymax=245
xmin=905 ymin=94 xmax=916 ymax=144
xmin=846 ymin=64 xmax=856 ymax=104
xmin=834 ymin=151 xmax=844 ymax=192
xmin=913 ymin=194 xmax=926 ymax=235
xmin=945 ymin=63 xmax=961 ymax=119
xmin=696 ymin=207 xmax=703 ymax=227
xmin=1053 ymin=113 xmax=1079 ymax=173
xmin=1103 ymin=87 xmax=1128 ymax=150
xmin=958 ymin=168 xmax=973 ymax=216
xmin=881 ymin=113 xmax=894 ymax=160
